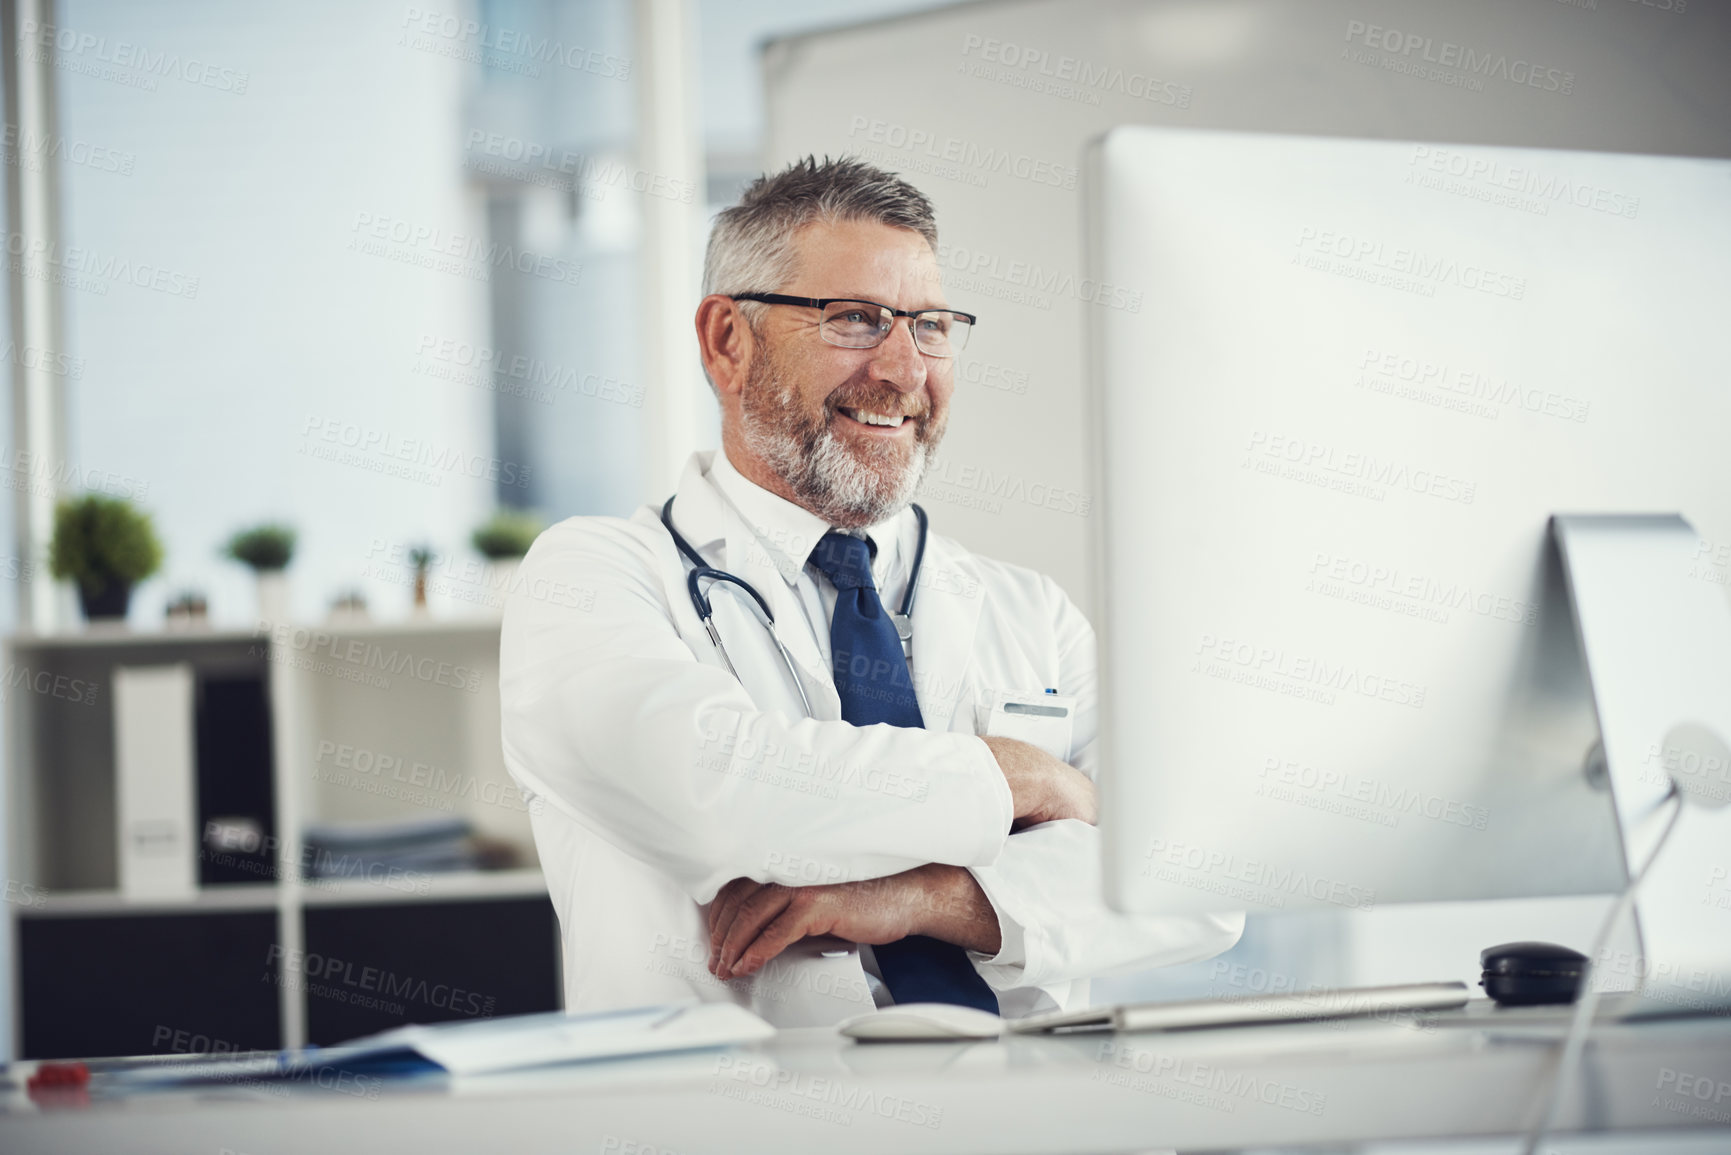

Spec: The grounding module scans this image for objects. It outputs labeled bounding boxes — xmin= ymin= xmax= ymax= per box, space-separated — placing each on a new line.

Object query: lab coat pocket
xmin=978 ymin=690 xmax=1076 ymax=763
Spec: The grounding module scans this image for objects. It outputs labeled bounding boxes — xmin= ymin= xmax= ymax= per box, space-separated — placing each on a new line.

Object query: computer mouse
xmin=1480 ymin=941 xmax=1588 ymax=1006
xmin=838 ymin=1003 xmax=1006 ymax=1041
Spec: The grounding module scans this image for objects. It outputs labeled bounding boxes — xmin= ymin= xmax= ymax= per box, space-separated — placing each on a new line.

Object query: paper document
xmin=358 ymin=1003 xmax=775 ymax=1076
xmin=109 ymin=1002 xmax=775 ymax=1087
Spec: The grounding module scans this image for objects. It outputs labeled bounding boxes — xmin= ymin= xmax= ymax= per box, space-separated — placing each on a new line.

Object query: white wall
xmin=55 ymin=0 xmax=495 ymax=628
xmin=764 ymin=0 xmax=1731 ymax=618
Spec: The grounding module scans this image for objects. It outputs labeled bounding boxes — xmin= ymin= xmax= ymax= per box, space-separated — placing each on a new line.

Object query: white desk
xmin=4 ymin=1004 xmax=1730 ymax=1153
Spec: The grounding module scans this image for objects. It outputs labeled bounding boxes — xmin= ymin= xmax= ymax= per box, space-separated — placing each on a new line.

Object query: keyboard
xmin=1008 ymin=981 xmax=1472 ymax=1034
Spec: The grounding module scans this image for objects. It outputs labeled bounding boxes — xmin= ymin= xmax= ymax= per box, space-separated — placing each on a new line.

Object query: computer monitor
xmin=1085 ymin=126 xmax=1731 ymax=1010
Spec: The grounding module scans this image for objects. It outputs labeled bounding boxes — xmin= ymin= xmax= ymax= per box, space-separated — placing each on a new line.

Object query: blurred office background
xmin=2 ymin=0 xmax=1727 ymax=1058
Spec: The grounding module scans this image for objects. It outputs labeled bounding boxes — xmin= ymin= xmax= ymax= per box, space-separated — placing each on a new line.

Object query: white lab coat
xmin=500 ymin=450 xmax=1242 ymax=1026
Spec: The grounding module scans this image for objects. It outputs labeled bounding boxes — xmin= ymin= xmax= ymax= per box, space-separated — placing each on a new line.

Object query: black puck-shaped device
xmin=1480 ymin=941 xmax=1589 ymax=1006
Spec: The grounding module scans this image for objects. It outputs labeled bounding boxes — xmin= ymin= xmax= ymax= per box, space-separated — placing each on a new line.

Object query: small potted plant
xmin=327 ymin=588 xmax=369 ymax=625
xmin=49 ymin=493 xmax=164 ymax=624
xmin=225 ymin=523 xmax=296 ymax=625
xmin=471 ymin=510 xmax=541 ymax=606
xmin=408 ymin=544 xmax=436 ymax=613
xmin=165 ymin=589 xmax=209 ymax=629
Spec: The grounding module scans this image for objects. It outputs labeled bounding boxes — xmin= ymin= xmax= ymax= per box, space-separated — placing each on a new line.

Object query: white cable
xmin=1519 ymin=783 xmax=1686 ymax=1155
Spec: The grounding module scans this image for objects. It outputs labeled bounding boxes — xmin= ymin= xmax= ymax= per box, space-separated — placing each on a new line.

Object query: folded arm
xmin=704 ymin=864 xmax=1002 ymax=980
xmin=701 ymin=573 xmax=1242 ymax=986
xmin=705 ymin=736 xmax=1099 ymax=976
xmin=500 ymin=519 xmax=1020 ymax=903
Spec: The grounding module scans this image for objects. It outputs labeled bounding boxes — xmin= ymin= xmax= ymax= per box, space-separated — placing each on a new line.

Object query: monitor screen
xmin=1086 ymin=126 xmax=1731 ymax=918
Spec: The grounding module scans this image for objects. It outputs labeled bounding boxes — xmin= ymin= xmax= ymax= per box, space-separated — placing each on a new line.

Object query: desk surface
xmin=4 ymin=1004 xmax=1731 ymax=1154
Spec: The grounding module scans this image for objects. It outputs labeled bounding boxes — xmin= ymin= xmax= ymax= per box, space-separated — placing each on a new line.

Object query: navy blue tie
xmin=808 ymin=531 xmax=999 ymax=1014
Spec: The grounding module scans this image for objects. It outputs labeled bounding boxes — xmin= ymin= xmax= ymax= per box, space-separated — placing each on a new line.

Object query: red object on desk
xmin=27 ymin=1061 xmax=92 ymax=1108
xmin=26 ymin=1061 xmax=89 ymax=1089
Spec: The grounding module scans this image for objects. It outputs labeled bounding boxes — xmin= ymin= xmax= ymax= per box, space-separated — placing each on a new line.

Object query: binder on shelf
xmin=114 ymin=664 xmax=198 ymax=898
xmin=195 ymin=672 xmax=278 ymax=886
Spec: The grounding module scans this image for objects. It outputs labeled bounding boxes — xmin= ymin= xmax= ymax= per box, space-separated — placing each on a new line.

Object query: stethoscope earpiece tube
xmin=685 ymin=567 xmax=714 ymax=620
xmin=660 ymin=498 xmax=710 ymax=569
xmin=663 ymin=498 xmax=779 ymax=626
xmin=688 ymin=565 xmax=775 ymax=624
xmin=900 ymin=503 xmax=928 ymax=620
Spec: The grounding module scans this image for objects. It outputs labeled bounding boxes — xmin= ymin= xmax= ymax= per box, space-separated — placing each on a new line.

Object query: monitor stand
xmin=1550 ymin=514 xmax=1731 ymax=1018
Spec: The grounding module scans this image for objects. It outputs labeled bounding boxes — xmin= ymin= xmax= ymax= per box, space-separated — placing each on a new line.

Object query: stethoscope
xmin=659 ymin=496 xmax=930 ymax=719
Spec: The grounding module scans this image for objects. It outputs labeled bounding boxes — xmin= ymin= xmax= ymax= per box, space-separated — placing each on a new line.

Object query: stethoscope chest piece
xmin=891 ymin=612 xmax=913 ymax=646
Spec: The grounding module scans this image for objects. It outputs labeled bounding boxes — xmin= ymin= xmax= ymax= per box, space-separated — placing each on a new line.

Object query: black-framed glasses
xmin=730 ymin=293 xmax=976 ymax=357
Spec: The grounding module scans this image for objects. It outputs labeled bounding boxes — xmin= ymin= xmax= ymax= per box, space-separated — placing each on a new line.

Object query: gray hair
xmin=702 ymin=156 xmax=939 ymax=329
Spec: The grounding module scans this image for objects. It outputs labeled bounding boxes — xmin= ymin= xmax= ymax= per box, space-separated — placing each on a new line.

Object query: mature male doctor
xmin=500 ymin=157 xmax=1241 ymax=1026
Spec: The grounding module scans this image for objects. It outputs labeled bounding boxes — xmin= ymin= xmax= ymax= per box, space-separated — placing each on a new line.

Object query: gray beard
xmin=739 ymin=357 xmax=939 ymax=529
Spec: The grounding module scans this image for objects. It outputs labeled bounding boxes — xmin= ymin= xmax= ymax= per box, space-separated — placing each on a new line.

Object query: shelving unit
xmin=5 ymin=616 xmax=559 ymax=1058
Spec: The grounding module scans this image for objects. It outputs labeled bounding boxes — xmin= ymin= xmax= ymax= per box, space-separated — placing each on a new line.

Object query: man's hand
xmin=981 ymin=735 xmax=1098 ymax=828
xmin=706 ymin=865 xmax=1001 ymax=981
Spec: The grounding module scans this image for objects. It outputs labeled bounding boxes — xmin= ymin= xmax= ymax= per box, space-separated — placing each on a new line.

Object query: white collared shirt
xmin=705 ymin=450 xmax=917 ymax=678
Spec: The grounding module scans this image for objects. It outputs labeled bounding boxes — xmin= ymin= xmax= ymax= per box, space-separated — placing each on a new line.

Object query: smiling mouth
xmin=837 ymin=406 xmax=912 ymax=429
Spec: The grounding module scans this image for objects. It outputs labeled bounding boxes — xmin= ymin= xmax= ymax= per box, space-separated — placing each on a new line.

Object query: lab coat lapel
xmin=665 ymin=454 xmax=732 ymax=579
xmin=721 ymin=521 xmax=839 ymax=720
xmin=674 ymin=458 xmax=838 ymax=719
xmin=909 ymin=534 xmax=984 ymax=733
